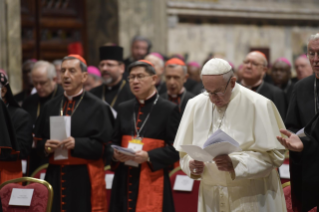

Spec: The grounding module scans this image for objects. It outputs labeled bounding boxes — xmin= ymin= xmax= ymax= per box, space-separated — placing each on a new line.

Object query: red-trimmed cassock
xmin=109 ymin=93 xmax=180 ymax=212
xmin=34 ymin=91 xmax=114 ymax=212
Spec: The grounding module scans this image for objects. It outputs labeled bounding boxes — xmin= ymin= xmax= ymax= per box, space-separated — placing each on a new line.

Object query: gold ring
xmin=47 ymin=147 xmax=51 ymax=151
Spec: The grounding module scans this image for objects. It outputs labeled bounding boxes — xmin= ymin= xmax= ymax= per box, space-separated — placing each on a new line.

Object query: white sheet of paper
xmin=9 ymin=188 xmax=34 ymax=206
xmin=279 ymin=164 xmax=290 ymax=179
xmin=173 ymin=175 xmax=194 ymax=192
xmin=40 ymin=173 xmax=46 ymax=180
xmin=181 ymin=130 xmax=241 ymax=162
xmin=21 ymin=160 xmax=27 ymax=174
xmin=105 ymin=174 xmax=114 ymax=189
xmin=296 ymin=128 xmax=306 ymax=138
xmin=50 ymin=116 xmax=70 ymax=160
xmin=125 ymin=142 xmax=143 ymax=167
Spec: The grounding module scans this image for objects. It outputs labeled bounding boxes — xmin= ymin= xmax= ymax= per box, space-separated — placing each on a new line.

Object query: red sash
xmin=0 ymin=160 xmax=22 ymax=184
xmin=49 ymin=152 xmax=107 ymax=212
xmin=121 ymin=135 xmax=165 ymax=212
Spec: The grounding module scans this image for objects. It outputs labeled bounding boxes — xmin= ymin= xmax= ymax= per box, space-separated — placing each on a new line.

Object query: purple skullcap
xmin=275 ymin=57 xmax=291 ymax=67
xmin=87 ymin=66 xmax=101 ymax=77
xmin=187 ymin=61 xmax=201 ymax=68
xmin=150 ymin=52 xmax=164 ymax=60
xmin=238 ymin=64 xmax=243 ymax=70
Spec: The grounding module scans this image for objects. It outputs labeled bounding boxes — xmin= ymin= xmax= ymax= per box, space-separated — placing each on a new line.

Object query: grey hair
xmin=89 ymin=73 xmax=101 ymax=82
xmin=62 ymin=56 xmax=87 ymax=72
xmin=53 ymin=59 xmax=62 ymax=66
xmin=32 ymin=61 xmax=56 ymax=80
xmin=166 ymin=64 xmax=187 ymax=74
xmin=307 ymin=33 xmax=319 ymax=55
xmin=131 ymin=35 xmax=152 ymax=53
xmin=222 ymin=70 xmax=234 ymax=82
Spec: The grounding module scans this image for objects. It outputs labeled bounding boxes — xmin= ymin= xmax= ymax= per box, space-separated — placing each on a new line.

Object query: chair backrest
xmin=169 ymin=167 xmax=200 ymax=212
xmin=0 ymin=177 xmax=53 ymax=212
xmin=29 ymin=164 xmax=48 ymax=180
xmin=104 ymin=165 xmax=114 ymax=206
xmin=282 ymin=181 xmax=293 ymax=212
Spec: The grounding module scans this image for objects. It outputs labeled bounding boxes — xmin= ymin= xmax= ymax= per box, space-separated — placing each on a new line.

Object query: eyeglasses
xmin=243 ymin=60 xmax=264 ymax=67
xmin=207 ymin=76 xmax=232 ymax=97
xmin=308 ymin=51 xmax=319 ymax=59
xmin=128 ymin=74 xmax=151 ymax=81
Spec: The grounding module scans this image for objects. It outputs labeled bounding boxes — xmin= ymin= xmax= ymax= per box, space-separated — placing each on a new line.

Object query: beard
xmin=103 ymin=77 xmax=113 ymax=85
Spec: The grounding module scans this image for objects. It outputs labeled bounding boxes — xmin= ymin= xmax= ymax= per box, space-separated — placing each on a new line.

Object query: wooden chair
xmin=0 ymin=177 xmax=53 ymax=212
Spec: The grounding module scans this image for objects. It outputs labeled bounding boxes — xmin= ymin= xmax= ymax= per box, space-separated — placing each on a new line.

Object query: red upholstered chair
xmin=282 ymin=181 xmax=293 ymax=212
xmin=169 ymin=167 xmax=200 ymax=212
xmin=104 ymin=165 xmax=114 ymax=206
xmin=29 ymin=164 xmax=48 ymax=180
xmin=0 ymin=177 xmax=53 ymax=212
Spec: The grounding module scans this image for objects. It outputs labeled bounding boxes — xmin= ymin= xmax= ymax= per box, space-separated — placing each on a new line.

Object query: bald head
xmin=294 ymin=56 xmax=313 ymax=80
xmin=144 ymin=54 xmax=164 ymax=82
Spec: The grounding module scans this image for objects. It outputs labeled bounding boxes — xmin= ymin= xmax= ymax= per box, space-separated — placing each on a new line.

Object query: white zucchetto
xmin=201 ymin=58 xmax=231 ymax=76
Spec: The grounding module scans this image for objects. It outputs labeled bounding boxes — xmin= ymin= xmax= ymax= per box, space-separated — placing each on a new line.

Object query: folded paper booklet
xmin=181 ymin=129 xmax=241 ymax=162
xmin=111 ymin=145 xmax=136 ymax=157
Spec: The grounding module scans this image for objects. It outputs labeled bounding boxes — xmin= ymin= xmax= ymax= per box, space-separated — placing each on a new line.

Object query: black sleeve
xmin=285 ymin=86 xmax=301 ymax=132
xmin=34 ymin=104 xmax=49 ymax=158
xmin=72 ymin=107 xmax=114 ymax=160
xmin=13 ymin=110 xmax=33 ymax=159
xmin=273 ymin=89 xmax=287 ymax=120
xmin=148 ymin=105 xmax=180 ymax=171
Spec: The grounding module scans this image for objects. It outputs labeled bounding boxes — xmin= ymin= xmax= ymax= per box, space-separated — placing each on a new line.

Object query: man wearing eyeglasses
xmin=174 ymin=58 xmax=287 ymax=212
xmin=22 ymin=60 xmax=63 ymax=175
xmin=285 ymin=33 xmax=319 ymax=212
xmin=241 ymin=51 xmax=287 ymax=119
xmin=90 ymin=46 xmax=133 ymax=113
xmin=109 ymin=60 xmax=180 ymax=212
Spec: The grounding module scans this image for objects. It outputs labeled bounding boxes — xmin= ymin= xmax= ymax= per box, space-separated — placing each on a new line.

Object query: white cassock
xmin=174 ymin=83 xmax=287 ymax=212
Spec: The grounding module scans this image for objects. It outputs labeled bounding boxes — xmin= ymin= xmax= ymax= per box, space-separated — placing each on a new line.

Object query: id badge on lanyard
xmin=125 ymin=137 xmax=144 ymax=167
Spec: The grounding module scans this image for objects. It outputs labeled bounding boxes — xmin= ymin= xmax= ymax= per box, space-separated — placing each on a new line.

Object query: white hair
xmin=32 ymin=60 xmax=56 ymax=80
xmin=53 ymin=59 xmax=62 ymax=66
xmin=308 ymin=33 xmax=319 ymax=44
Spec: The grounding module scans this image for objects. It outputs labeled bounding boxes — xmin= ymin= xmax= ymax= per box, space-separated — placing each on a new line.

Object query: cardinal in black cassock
xmin=285 ymin=74 xmax=319 ymax=211
xmin=34 ymin=55 xmax=113 ymax=212
xmin=0 ymin=73 xmax=33 ymax=160
xmin=90 ymin=46 xmax=134 ymax=112
xmin=109 ymin=60 xmax=180 ymax=212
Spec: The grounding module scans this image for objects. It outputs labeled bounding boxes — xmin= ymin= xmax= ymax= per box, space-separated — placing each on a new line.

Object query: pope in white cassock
xmin=173 ymin=58 xmax=287 ymax=212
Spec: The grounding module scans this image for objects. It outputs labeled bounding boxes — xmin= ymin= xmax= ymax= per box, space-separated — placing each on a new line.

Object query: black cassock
xmin=34 ymin=92 xmax=113 ymax=212
xmin=184 ymin=78 xmax=203 ymax=95
xmin=90 ymin=79 xmax=134 ymax=112
xmin=156 ymin=81 xmax=167 ymax=95
xmin=22 ymin=85 xmax=64 ymax=175
xmin=297 ymin=112 xmax=319 ymax=212
xmin=160 ymin=90 xmax=194 ymax=114
xmin=109 ymin=94 xmax=180 ymax=212
xmin=255 ymin=81 xmax=287 ymax=120
xmin=285 ymin=74 xmax=319 ymax=211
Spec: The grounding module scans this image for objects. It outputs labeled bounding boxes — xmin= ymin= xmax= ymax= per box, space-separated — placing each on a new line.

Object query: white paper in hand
xmin=9 ymin=188 xmax=34 ymax=206
xmin=181 ymin=129 xmax=241 ymax=162
xmin=111 ymin=145 xmax=136 ymax=156
xmin=50 ymin=116 xmax=70 ymax=160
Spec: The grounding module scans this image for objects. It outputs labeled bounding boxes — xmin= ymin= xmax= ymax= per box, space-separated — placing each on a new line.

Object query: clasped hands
xmin=45 ymin=137 xmax=75 ymax=153
xmin=113 ymin=149 xmax=149 ymax=164
xmin=189 ymin=154 xmax=234 ymax=175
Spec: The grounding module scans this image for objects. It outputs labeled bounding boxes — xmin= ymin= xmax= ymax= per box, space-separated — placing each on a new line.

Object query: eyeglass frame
xmin=127 ymin=74 xmax=152 ymax=82
xmin=307 ymin=51 xmax=319 ymax=59
xmin=207 ymin=75 xmax=233 ymax=97
xmin=243 ymin=60 xmax=265 ymax=67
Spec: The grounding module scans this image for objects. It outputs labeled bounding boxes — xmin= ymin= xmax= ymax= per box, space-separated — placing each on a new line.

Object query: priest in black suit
xmin=34 ymin=55 xmax=113 ymax=212
xmin=109 ymin=60 xmax=180 ymax=212
xmin=22 ymin=60 xmax=63 ymax=175
xmin=0 ymin=72 xmax=33 ymax=160
xmin=90 ymin=46 xmax=133 ymax=113
xmin=241 ymin=51 xmax=287 ymax=119
xmin=161 ymin=58 xmax=194 ymax=114
xmin=285 ymin=33 xmax=319 ymax=211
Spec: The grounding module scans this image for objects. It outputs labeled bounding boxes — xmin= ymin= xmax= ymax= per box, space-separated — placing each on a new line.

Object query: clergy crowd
xmin=0 ymin=32 xmax=319 ymax=212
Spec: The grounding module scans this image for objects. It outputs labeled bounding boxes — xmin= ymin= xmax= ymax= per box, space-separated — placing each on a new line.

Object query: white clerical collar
xmin=138 ymin=90 xmax=157 ymax=104
xmin=64 ymin=89 xmax=83 ymax=101
xmin=167 ymin=87 xmax=185 ymax=98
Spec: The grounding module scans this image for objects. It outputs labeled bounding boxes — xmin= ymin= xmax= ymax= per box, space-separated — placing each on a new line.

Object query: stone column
xmin=0 ymin=0 xmax=21 ymax=94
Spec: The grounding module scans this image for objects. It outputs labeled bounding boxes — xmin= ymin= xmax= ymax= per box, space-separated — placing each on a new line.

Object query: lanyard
xmin=60 ymin=91 xmax=85 ymax=116
xmin=102 ymin=80 xmax=126 ymax=107
xmin=132 ymin=94 xmax=159 ymax=139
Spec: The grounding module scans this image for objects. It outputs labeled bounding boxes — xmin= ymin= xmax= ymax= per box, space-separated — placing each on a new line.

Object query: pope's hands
xmin=213 ymin=155 xmax=234 ymax=172
xmin=189 ymin=160 xmax=205 ymax=175
xmin=277 ymin=129 xmax=304 ymax=152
